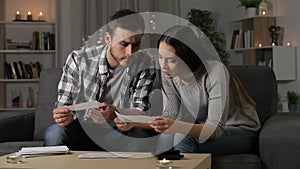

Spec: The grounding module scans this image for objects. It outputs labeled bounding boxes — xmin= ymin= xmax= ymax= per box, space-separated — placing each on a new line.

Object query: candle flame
xmin=39 ymin=12 xmax=43 ymax=16
xmin=162 ymin=158 xmax=169 ymax=163
xmin=28 ymin=11 xmax=31 ymax=15
xmin=16 ymin=11 xmax=20 ymax=15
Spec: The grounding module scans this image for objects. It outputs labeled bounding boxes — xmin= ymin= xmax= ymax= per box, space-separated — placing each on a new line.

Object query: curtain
xmin=83 ymin=0 xmax=180 ymax=39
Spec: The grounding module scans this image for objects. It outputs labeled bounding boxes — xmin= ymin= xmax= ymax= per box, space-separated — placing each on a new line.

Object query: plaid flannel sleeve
xmin=55 ymin=50 xmax=80 ymax=108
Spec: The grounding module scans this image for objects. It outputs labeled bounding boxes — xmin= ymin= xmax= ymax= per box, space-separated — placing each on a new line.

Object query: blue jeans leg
xmin=43 ymin=124 xmax=70 ymax=146
xmin=174 ymin=126 xmax=258 ymax=155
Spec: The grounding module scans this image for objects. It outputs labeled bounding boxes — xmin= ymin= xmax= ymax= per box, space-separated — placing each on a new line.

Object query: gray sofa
xmin=1 ymin=66 xmax=300 ymax=169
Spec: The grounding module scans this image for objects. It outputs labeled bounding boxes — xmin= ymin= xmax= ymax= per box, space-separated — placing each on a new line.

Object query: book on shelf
xmin=3 ymin=61 xmax=42 ymax=79
xmin=230 ymin=29 xmax=240 ymax=49
xmin=231 ymin=29 xmax=254 ymax=49
xmin=31 ymin=31 xmax=55 ymax=50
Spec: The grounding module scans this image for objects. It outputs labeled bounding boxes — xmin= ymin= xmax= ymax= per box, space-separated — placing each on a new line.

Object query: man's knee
xmin=43 ymin=124 xmax=68 ymax=146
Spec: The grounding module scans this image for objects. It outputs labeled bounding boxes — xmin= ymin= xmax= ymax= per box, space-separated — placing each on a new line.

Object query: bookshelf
xmin=228 ymin=16 xmax=296 ymax=81
xmin=0 ymin=0 xmax=57 ymax=111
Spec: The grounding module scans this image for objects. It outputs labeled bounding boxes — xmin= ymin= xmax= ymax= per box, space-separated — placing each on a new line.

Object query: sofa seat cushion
xmin=0 ymin=141 xmax=43 ymax=156
xmin=260 ymin=112 xmax=300 ymax=169
xmin=212 ymin=154 xmax=261 ymax=169
xmin=0 ymin=111 xmax=35 ymax=142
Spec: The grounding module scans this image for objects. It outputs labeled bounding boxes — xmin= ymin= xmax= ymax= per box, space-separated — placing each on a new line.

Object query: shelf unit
xmin=0 ymin=21 xmax=57 ymax=111
xmin=228 ymin=16 xmax=296 ymax=81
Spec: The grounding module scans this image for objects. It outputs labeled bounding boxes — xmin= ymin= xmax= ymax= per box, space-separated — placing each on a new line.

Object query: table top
xmin=0 ymin=151 xmax=211 ymax=169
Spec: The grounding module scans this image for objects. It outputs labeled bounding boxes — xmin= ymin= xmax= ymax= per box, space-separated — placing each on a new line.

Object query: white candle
xmin=15 ymin=10 xmax=21 ymax=20
xmin=38 ymin=11 xmax=45 ymax=21
xmin=157 ymin=158 xmax=173 ymax=169
xmin=27 ymin=11 xmax=32 ymax=20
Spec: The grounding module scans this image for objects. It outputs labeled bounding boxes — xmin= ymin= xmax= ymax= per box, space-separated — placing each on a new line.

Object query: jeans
xmin=174 ymin=126 xmax=258 ymax=155
xmin=44 ymin=119 xmax=159 ymax=152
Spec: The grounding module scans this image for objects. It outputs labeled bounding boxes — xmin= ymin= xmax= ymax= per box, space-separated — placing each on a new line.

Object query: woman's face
xmin=158 ymin=42 xmax=191 ymax=79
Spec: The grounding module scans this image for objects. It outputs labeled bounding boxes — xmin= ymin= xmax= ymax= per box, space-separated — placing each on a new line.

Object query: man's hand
xmin=114 ymin=117 xmax=135 ymax=131
xmin=53 ymin=108 xmax=74 ymax=126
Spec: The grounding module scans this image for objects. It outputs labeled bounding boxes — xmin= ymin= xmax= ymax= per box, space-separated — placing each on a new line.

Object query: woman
xmin=148 ymin=25 xmax=261 ymax=155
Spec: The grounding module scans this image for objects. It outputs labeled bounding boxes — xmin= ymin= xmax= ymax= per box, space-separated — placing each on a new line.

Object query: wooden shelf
xmin=0 ymin=50 xmax=56 ymax=54
xmin=0 ymin=107 xmax=35 ymax=111
xmin=0 ymin=79 xmax=39 ymax=82
xmin=0 ymin=20 xmax=55 ymax=25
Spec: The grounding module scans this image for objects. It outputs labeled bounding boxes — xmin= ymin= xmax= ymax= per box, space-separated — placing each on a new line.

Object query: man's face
xmin=105 ymin=27 xmax=143 ymax=69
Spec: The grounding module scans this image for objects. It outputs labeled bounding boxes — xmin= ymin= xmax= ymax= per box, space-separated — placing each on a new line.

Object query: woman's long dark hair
xmin=157 ymin=25 xmax=256 ymax=108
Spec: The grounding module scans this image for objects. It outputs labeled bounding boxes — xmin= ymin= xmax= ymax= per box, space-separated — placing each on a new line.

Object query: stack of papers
xmin=16 ymin=146 xmax=69 ymax=157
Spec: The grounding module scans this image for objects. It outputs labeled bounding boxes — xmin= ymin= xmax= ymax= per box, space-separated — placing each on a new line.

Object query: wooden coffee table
xmin=0 ymin=151 xmax=211 ymax=169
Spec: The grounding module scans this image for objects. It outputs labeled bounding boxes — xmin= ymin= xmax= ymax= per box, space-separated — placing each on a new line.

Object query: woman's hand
xmin=53 ymin=108 xmax=74 ymax=126
xmin=148 ymin=116 xmax=175 ymax=134
xmin=114 ymin=117 xmax=135 ymax=131
xmin=89 ymin=103 xmax=117 ymax=124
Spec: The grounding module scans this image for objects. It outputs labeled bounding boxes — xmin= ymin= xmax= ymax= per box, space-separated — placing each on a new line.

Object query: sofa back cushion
xmin=34 ymin=68 xmax=62 ymax=140
xmin=230 ymin=65 xmax=277 ymax=124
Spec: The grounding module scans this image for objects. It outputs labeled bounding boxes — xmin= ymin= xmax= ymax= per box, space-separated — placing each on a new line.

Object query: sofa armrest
xmin=259 ymin=112 xmax=300 ymax=169
xmin=0 ymin=111 xmax=35 ymax=142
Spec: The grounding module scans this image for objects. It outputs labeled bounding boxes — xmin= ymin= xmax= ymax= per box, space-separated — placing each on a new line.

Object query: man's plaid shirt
xmin=55 ymin=44 xmax=157 ymax=114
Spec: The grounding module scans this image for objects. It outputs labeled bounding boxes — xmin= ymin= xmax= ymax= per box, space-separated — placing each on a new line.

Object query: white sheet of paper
xmin=61 ymin=101 xmax=105 ymax=111
xmin=78 ymin=153 xmax=132 ymax=159
xmin=115 ymin=111 xmax=155 ymax=123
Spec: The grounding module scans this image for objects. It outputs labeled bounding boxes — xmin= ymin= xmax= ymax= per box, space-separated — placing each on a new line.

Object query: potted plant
xmin=186 ymin=9 xmax=230 ymax=64
xmin=238 ymin=0 xmax=262 ymax=17
xmin=238 ymin=0 xmax=262 ymax=8
xmin=287 ymin=91 xmax=300 ymax=112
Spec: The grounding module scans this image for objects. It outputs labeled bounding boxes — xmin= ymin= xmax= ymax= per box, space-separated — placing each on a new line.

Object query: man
xmin=43 ymin=9 xmax=158 ymax=151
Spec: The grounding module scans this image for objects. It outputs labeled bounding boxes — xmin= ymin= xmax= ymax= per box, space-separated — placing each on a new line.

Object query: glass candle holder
xmin=15 ymin=10 xmax=21 ymax=20
xmin=6 ymin=155 xmax=22 ymax=164
xmin=156 ymin=158 xmax=173 ymax=169
xmin=27 ymin=11 xmax=32 ymax=20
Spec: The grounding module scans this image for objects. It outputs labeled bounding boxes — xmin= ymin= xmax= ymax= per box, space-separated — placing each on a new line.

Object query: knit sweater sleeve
xmin=204 ymin=62 xmax=230 ymax=139
xmin=161 ymin=76 xmax=181 ymax=119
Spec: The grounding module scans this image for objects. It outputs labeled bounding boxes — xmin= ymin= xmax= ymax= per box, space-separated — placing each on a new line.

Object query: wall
xmin=56 ymin=0 xmax=85 ymax=66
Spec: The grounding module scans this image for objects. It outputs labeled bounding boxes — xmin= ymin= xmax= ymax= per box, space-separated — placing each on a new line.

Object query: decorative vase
xmin=269 ymin=25 xmax=281 ymax=45
xmin=288 ymin=104 xmax=297 ymax=112
xmin=247 ymin=7 xmax=257 ymax=17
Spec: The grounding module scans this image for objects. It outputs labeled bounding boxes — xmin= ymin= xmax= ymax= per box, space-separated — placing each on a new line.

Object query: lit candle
xmin=258 ymin=43 xmax=262 ymax=47
xmin=287 ymin=42 xmax=291 ymax=46
xmin=15 ymin=10 xmax=21 ymax=20
xmin=262 ymin=11 xmax=266 ymax=15
xmin=27 ymin=11 xmax=32 ymax=20
xmin=156 ymin=158 xmax=173 ymax=169
xmin=38 ymin=11 xmax=45 ymax=21
xmin=272 ymin=42 xmax=275 ymax=46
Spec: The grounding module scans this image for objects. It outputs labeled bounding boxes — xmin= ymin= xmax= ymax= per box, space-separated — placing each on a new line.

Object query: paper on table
xmin=61 ymin=101 xmax=105 ymax=111
xmin=115 ymin=111 xmax=155 ymax=123
xmin=78 ymin=153 xmax=132 ymax=159
xmin=16 ymin=146 xmax=69 ymax=157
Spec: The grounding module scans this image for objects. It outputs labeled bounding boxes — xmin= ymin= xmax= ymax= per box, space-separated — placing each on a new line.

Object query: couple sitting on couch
xmin=44 ymin=9 xmax=260 ymax=155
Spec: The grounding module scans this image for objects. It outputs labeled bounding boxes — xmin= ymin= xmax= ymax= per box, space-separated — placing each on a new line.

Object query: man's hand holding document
xmin=61 ymin=101 xmax=154 ymax=124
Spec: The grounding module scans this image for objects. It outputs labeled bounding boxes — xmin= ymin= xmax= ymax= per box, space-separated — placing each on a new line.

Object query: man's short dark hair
xmin=106 ymin=9 xmax=145 ymax=36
